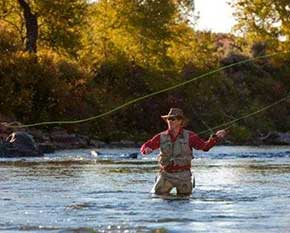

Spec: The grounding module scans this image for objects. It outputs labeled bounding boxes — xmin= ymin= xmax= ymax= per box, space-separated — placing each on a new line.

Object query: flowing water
xmin=1 ymin=146 xmax=290 ymax=233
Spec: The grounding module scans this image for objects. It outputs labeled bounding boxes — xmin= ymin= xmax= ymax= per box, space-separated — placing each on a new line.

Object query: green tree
xmin=0 ymin=0 xmax=87 ymax=54
xmin=231 ymin=0 xmax=290 ymax=49
xmin=81 ymin=0 xmax=195 ymax=70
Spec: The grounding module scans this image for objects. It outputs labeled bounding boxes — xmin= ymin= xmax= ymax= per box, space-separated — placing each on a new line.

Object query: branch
xmin=0 ymin=18 xmax=22 ymax=35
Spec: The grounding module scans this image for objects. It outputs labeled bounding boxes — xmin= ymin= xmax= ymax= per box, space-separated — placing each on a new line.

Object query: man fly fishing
xmin=140 ymin=108 xmax=227 ymax=196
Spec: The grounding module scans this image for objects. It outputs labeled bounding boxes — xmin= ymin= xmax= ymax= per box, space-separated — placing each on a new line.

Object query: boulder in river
xmin=0 ymin=131 xmax=43 ymax=157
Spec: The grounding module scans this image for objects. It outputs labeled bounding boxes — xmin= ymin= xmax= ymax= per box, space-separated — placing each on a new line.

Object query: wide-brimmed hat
xmin=161 ymin=108 xmax=186 ymax=120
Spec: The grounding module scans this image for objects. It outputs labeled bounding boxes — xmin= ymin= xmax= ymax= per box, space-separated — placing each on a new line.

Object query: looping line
xmin=2 ymin=50 xmax=290 ymax=130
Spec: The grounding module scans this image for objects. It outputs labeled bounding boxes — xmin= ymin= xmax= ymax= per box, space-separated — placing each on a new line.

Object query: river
xmin=1 ymin=146 xmax=290 ymax=232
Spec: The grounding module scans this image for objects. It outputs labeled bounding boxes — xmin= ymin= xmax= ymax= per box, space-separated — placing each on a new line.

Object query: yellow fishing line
xmin=3 ymin=50 xmax=290 ymax=129
xmin=198 ymin=91 xmax=290 ymax=135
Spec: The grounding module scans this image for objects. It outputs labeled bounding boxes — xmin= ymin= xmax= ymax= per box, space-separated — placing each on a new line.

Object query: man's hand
xmin=215 ymin=129 xmax=227 ymax=139
xmin=143 ymin=147 xmax=153 ymax=154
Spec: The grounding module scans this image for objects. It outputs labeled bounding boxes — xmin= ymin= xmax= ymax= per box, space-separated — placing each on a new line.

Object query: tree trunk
xmin=18 ymin=0 xmax=38 ymax=53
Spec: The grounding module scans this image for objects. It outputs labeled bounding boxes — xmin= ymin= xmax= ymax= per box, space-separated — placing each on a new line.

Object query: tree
xmin=37 ymin=0 xmax=88 ymax=56
xmin=81 ymin=0 xmax=196 ymax=73
xmin=18 ymin=0 xmax=38 ymax=53
xmin=231 ymin=0 xmax=290 ymax=49
xmin=0 ymin=0 xmax=88 ymax=54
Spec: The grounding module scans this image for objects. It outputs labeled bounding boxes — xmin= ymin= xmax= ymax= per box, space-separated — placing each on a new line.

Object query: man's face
xmin=167 ymin=117 xmax=183 ymax=130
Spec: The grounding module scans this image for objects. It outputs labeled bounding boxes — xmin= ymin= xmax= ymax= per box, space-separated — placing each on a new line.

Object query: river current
xmin=1 ymin=146 xmax=290 ymax=233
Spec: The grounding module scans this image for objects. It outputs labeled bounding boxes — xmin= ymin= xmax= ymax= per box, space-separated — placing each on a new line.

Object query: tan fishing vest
xmin=158 ymin=129 xmax=193 ymax=167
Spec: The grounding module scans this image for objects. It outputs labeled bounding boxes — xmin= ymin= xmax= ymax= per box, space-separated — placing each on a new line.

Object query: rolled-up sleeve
xmin=189 ymin=132 xmax=218 ymax=151
xmin=140 ymin=134 xmax=161 ymax=155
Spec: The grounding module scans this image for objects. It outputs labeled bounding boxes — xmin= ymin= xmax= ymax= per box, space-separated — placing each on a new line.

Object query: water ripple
xmin=1 ymin=146 xmax=290 ymax=232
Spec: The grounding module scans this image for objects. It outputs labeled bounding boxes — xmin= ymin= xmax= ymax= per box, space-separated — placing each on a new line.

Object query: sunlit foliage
xmin=231 ymin=0 xmax=290 ymax=50
xmin=0 ymin=0 xmax=289 ymax=142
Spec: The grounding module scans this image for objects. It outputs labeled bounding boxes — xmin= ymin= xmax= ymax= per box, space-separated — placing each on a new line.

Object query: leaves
xmin=231 ymin=0 xmax=290 ymax=49
xmin=0 ymin=0 xmax=289 ymax=141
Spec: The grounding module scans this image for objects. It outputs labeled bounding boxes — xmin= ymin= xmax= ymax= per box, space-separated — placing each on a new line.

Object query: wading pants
xmin=151 ymin=170 xmax=195 ymax=195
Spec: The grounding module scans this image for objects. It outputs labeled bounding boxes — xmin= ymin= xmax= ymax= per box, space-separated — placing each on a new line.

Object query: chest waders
xmin=152 ymin=130 xmax=195 ymax=195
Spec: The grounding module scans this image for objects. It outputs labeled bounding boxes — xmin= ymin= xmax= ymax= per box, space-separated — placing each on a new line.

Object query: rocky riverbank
xmin=2 ymin=122 xmax=290 ymax=154
xmin=29 ymin=128 xmax=290 ymax=154
xmin=256 ymin=131 xmax=290 ymax=146
xmin=28 ymin=128 xmax=141 ymax=153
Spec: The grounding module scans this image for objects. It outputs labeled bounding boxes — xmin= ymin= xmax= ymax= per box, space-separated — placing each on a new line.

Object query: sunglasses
xmin=167 ymin=117 xmax=179 ymax=121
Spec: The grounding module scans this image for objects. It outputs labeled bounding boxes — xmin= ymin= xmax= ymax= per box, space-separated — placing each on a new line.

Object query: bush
xmin=0 ymin=49 xmax=90 ymax=126
xmin=0 ymin=23 xmax=22 ymax=54
xmin=230 ymin=125 xmax=253 ymax=143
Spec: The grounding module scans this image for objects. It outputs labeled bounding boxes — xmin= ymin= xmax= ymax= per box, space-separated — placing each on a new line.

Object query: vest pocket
xmin=158 ymin=154 xmax=172 ymax=166
xmin=180 ymin=140 xmax=191 ymax=154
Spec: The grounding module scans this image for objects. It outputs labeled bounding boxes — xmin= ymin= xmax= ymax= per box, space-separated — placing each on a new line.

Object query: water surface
xmin=1 ymin=146 xmax=290 ymax=232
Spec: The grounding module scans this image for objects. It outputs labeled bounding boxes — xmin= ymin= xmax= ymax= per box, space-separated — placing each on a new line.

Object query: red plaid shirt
xmin=140 ymin=128 xmax=218 ymax=155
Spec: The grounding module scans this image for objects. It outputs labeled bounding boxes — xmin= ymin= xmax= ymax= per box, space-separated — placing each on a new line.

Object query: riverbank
xmin=29 ymin=128 xmax=142 ymax=153
xmin=28 ymin=128 xmax=290 ymax=153
xmin=2 ymin=121 xmax=290 ymax=154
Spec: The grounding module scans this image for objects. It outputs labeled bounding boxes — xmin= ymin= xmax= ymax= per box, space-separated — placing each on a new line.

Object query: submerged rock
xmin=0 ymin=131 xmax=43 ymax=157
xmin=120 ymin=152 xmax=138 ymax=159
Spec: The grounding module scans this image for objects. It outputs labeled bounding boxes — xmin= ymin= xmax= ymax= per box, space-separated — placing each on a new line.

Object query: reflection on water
xmin=1 ymin=146 xmax=290 ymax=232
